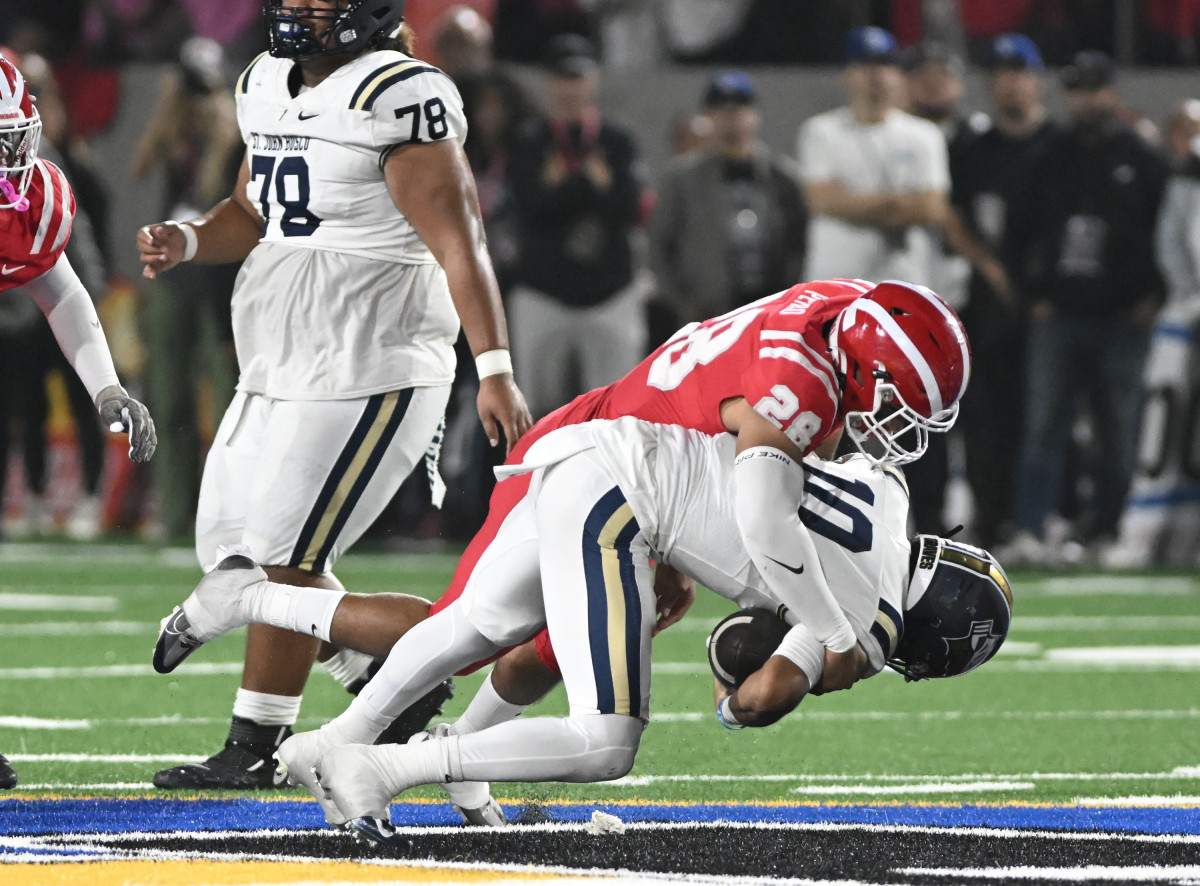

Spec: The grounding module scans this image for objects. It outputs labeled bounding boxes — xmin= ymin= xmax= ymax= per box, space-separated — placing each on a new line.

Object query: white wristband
xmin=475 ymin=349 xmax=513 ymax=380
xmin=716 ymin=696 xmax=744 ymax=730
xmin=168 ymin=220 xmax=198 ymax=262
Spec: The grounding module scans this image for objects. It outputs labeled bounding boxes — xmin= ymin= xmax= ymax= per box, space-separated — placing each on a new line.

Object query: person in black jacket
xmin=1001 ymin=51 xmax=1170 ymax=564
xmin=504 ymin=34 xmax=651 ymax=420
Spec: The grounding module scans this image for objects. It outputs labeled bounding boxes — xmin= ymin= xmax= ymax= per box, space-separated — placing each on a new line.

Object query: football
xmin=707 ymin=607 xmax=791 ymax=690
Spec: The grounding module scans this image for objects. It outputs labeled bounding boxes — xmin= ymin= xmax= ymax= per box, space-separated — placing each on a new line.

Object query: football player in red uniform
xmin=156 ymin=275 xmax=970 ymax=821
xmin=0 ymin=52 xmax=156 ymax=789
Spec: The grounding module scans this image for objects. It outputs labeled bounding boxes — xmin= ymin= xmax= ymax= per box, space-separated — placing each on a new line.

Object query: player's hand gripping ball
xmin=707 ymin=607 xmax=791 ymax=690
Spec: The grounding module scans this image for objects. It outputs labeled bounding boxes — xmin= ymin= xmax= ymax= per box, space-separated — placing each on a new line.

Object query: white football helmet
xmin=0 ymin=53 xmax=40 ymax=210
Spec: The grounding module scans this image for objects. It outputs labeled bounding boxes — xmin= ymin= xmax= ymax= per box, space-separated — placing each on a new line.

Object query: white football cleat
xmin=277 ymin=728 xmax=347 ymax=825
xmin=315 ymin=743 xmax=399 ymax=826
xmin=152 ymin=545 xmax=267 ymax=674
xmin=417 ymin=726 xmax=507 ymax=827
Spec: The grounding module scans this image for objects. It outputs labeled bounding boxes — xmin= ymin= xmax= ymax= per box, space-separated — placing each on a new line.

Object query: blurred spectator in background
xmin=669 ymin=110 xmax=713 ymax=157
xmin=505 ymin=34 xmax=650 ymax=419
xmin=432 ymin=3 xmax=494 ymax=76
xmin=129 ymin=36 xmax=240 ymax=543
xmin=438 ymin=53 xmax=536 ymax=540
xmin=1002 ymin=51 xmax=1170 ymax=565
xmin=798 ymin=27 xmax=949 ymax=301
xmin=902 ymin=39 xmax=967 ymax=138
xmin=942 ymin=33 xmax=1059 ymax=550
xmin=1164 ymin=97 xmax=1200 ymax=165
xmin=649 ymin=70 xmax=805 ymax=328
xmin=898 ymin=39 xmax=970 ymax=536
xmin=1104 ymin=119 xmax=1200 ymax=567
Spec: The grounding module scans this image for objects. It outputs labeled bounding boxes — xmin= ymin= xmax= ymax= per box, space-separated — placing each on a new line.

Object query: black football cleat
xmin=347 ymin=816 xmax=414 ymax=851
xmin=153 ymin=548 xmax=267 ymax=674
xmin=347 ymin=663 xmax=455 ymax=747
xmin=375 ymin=678 xmax=455 ymax=746
xmin=153 ymin=717 xmax=292 ymax=790
xmin=0 ymin=753 xmax=17 ymax=789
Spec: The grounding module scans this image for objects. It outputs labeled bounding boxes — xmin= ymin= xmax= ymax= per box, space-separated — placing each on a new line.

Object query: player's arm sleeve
xmin=733 ymin=446 xmax=857 ymax=654
xmin=25 ymin=253 xmax=121 ymax=401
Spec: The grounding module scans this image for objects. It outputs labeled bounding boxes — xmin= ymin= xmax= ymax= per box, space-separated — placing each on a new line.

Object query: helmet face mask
xmin=889 ymin=535 xmax=1013 ymax=681
xmin=831 ymin=281 xmax=970 ymax=465
xmin=263 ymin=0 xmax=406 ymax=61
xmin=0 ymin=55 xmax=40 ymax=210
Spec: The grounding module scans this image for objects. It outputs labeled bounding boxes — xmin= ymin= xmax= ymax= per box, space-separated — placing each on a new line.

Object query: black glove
xmin=96 ymin=385 xmax=157 ymax=463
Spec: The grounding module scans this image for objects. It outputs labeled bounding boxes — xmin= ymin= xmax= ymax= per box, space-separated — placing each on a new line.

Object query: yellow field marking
xmin=3 ymin=860 xmax=575 ymax=885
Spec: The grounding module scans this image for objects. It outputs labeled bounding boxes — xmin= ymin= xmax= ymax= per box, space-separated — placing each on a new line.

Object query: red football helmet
xmin=829 ymin=280 xmax=971 ymax=465
xmin=0 ymin=53 xmax=40 ymax=210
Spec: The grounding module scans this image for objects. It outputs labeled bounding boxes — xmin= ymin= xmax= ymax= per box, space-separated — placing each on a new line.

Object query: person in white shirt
xmin=798 ymin=26 xmax=949 ymax=287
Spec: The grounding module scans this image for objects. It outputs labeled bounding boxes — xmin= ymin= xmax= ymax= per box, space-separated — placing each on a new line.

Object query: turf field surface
xmin=0 ymin=542 xmax=1197 ymax=884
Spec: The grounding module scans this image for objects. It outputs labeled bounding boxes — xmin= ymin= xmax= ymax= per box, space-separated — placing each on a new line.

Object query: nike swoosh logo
xmin=163 ymin=609 xmax=190 ymax=636
xmin=90 ymin=320 xmax=100 ymax=329
xmin=311 ymin=623 xmax=319 ymax=636
xmin=1 ymin=264 xmax=25 ymax=275
xmin=298 ymin=111 xmax=319 ymax=120
xmin=767 ymin=556 xmax=805 ymax=575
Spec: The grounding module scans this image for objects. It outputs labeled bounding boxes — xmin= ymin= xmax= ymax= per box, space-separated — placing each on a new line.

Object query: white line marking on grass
xmin=0 ymin=662 xmax=242 ymax=679
xmin=9 ymin=753 xmax=204 ymax=763
xmin=899 ymin=865 xmax=1200 ymax=881
xmin=0 ymin=620 xmax=155 ymax=636
xmin=1046 ymin=646 xmax=1200 ymax=666
xmin=1028 ymin=576 xmax=1198 ymax=596
xmin=1015 ymin=616 xmax=1200 ymax=631
xmin=791 ymin=781 xmax=1035 ymax=795
xmin=0 ymin=716 xmax=90 ymax=730
xmin=0 ymin=593 xmax=116 ymax=611
xmin=12 ymin=782 xmax=159 ymax=790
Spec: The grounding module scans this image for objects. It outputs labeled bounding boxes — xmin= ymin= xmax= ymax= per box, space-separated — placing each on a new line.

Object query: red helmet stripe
xmin=853 ymin=298 xmax=945 ymax=414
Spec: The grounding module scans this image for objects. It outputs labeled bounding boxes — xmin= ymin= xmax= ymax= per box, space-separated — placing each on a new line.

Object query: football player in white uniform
xmin=1 ymin=51 xmax=156 ymax=789
xmin=153 ymin=417 xmax=1012 ymax=835
xmin=136 ymin=0 xmax=532 ymax=789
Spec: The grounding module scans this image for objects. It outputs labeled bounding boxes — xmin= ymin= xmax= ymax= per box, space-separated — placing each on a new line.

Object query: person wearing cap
xmin=1000 ymin=50 xmax=1171 ymax=566
xmin=1103 ymin=111 xmax=1200 ymax=568
xmin=934 ymin=33 xmax=1059 ymax=552
xmin=504 ymin=33 xmax=651 ymax=420
xmin=648 ymin=70 xmax=806 ymax=326
xmin=797 ymin=26 xmax=950 ymax=290
xmin=901 ymin=40 xmax=966 ymax=138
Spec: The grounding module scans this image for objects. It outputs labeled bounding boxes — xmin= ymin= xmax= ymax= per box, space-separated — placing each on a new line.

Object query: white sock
xmin=231 ymin=688 xmax=303 ymax=727
xmin=327 ymin=693 xmax=396 ymax=745
xmin=321 ymin=648 xmax=374 ymax=689
xmin=246 ymin=581 xmax=346 ymax=642
xmin=451 ymin=671 xmax=527 ymax=735
xmin=374 ymin=732 xmax=464 ymax=796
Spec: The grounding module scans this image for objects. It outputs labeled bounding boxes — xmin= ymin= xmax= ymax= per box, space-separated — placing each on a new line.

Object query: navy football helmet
xmin=264 ymin=0 xmax=406 ymax=60
xmin=888 ymin=535 xmax=1013 ymax=681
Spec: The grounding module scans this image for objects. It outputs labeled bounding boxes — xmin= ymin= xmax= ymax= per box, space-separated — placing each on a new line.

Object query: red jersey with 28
xmin=0 ymin=158 xmax=74 ymax=293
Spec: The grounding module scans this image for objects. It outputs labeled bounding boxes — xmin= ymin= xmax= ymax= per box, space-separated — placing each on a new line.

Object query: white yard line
xmin=0 ymin=662 xmax=243 ymax=679
xmin=0 ymin=620 xmax=156 ymax=636
xmin=0 ymin=593 xmax=116 ymax=611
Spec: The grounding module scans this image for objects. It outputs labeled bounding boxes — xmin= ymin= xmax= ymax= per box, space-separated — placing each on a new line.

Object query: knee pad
xmin=568 ymin=714 xmax=644 ymax=782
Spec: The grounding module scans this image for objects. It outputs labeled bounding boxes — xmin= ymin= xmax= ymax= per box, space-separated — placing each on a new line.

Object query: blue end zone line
xmin=0 ymin=798 xmax=1197 ymax=839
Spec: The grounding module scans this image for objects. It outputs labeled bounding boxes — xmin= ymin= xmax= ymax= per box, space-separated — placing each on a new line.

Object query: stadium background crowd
xmin=2 ymin=0 xmax=1200 ymax=570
